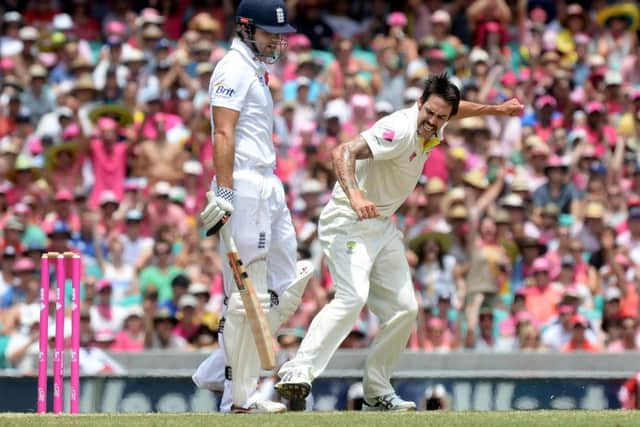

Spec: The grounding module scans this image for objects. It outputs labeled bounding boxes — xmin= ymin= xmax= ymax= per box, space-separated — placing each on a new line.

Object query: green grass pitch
xmin=1 ymin=411 xmax=640 ymax=427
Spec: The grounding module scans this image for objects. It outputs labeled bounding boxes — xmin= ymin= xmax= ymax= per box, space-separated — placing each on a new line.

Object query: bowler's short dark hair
xmin=420 ymin=73 xmax=461 ymax=117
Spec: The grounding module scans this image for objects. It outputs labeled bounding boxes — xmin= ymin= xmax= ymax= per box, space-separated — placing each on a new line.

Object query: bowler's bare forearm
xmin=454 ymin=98 xmax=523 ymax=120
xmin=331 ymin=137 xmax=373 ymax=200
xmin=454 ymin=101 xmax=500 ymax=120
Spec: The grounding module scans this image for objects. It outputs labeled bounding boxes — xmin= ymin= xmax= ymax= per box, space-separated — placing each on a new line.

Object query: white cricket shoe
xmin=275 ymin=370 xmax=312 ymax=401
xmin=362 ymin=393 xmax=417 ymax=412
xmin=231 ymin=400 xmax=287 ymax=414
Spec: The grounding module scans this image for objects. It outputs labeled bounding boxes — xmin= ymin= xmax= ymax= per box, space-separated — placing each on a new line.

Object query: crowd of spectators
xmin=1 ymin=0 xmax=640 ymax=374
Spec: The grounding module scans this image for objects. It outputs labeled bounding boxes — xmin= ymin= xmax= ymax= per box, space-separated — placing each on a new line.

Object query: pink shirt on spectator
xmin=136 ymin=113 xmax=182 ymax=141
xmin=89 ymin=139 xmax=128 ymax=208
xmin=586 ymin=125 xmax=617 ymax=156
xmin=145 ymin=201 xmax=188 ymax=236
xmin=173 ymin=323 xmax=199 ymax=342
xmin=524 ymin=284 xmax=563 ymax=325
xmin=607 ymin=340 xmax=638 ymax=352
xmin=111 ymin=331 xmax=145 ymax=352
xmin=50 ymin=162 xmax=83 ymax=192
xmin=422 ymin=146 xmax=448 ymax=182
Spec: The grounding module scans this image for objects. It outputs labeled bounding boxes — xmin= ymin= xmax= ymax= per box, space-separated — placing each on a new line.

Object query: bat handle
xmin=206 ymin=214 xmax=230 ymax=237
xmin=219 ymin=223 xmax=237 ymax=253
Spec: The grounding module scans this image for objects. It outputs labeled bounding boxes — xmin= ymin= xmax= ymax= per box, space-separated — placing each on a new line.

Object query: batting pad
xmin=223 ymin=260 xmax=271 ymax=407
xmin=268 ymin=260 xmax=314 ymax=330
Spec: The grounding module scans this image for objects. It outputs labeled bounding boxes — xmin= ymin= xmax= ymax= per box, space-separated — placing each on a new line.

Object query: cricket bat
xmin=220 ymin=225 xmax=276 ymax=370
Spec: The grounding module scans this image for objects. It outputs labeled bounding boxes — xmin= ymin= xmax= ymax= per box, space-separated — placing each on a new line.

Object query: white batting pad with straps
xmin=222 ymin=258 xmax=271 ymax=407
xmin=268 ymin=260 xmax=314 ymax=330
xmin=192 ymin=347 xmax=226 ymax=392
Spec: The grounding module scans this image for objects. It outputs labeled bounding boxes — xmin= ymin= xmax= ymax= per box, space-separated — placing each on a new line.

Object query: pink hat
xmin=288 ymin=34 xmax=311 ymax=49
xmin=427 ymin=49 xmax=447 ymax=61
xmin=14 ymin=257 xmax=36 ymax=272
xmin=350 ymin=93 xmax=371 ymax=109
xmin=532 ymin=257 xmax=550 ymax=273
xmin=38 ymin=52 xmax=58 ymax=68
xmin=299 ymin=121 xmax=316 ymax=134
xmin=139 ymin=8 xmax=165 ymax=25
xmin=564 ymin=285 xmax=581 ymax=298
xmin=574 ymin=33 xmax=591 ymax=45
xmin=1 ymin=57 xmax=15 ymax=70
xmin=530 ymin=7 xmax=547 ymax=23
xmin=13 ymin=202 xmax=30 ymax=215
xmin=535 ymin=95 xmax=557 ymax=109
xmin=558 ymin=304 xmax=575 ymax=315
xmin=485 ymin=21 xmax=501 ymax=32
xmin=585 ymin=101 xmax=605 ymax=114
xmin=28 ymin=138 xmax=43 ymax=155
xmin=580 ymin=144 xmax=596 ymax=158
xmin=55 ymin=189 xmax=73 ymax=201
xmin=96 ymin=279 xmax=112 ymax=291
xmin=94 ymin=329 xmax=116 ymax=342
xmin=106 ymin=20 xmax=127 ymax=35
xmin=570 ymin=314 xmax=588 ymax=327
xmin=97 ymin=117 xmax=118 ymax=131
xmin=124 ymin=180 xmax=140 ymax=191
xmin=431 ymin=10 xmax=451 ymax=25
xmin=515 ymin=311 xmax=534 ymax=324
xmin=500 ymin=71 xmax=518 ymax=86
xmin=62 ymin=123 xmax=81 ymax=140
xmin=615 ymin=254 xmax=630 ymax=267
xmin=569 ymin=87 xmax=586 ymax=105
xmin=427 ymin=317 xmax=445 ymax=329
xmin=546 ymin=155 xmax=567 ymax=169
xmin=99 ymin=190 xmax=119 ymax=205
xmin=387 ymin=12 xmax=407 ymax=27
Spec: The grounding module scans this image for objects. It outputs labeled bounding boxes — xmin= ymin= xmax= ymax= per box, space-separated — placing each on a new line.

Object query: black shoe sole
xmin=275 ymin=382 xmax=311 ymax=401
xmin=289 ymin=398 xmax=306 ymax=411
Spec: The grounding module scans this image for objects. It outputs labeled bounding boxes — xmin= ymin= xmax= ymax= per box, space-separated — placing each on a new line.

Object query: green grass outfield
xmin=1 ymin=411 xmax=640 ymax=427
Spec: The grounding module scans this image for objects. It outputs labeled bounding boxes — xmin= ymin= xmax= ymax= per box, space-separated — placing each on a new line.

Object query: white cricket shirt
xmin=324 ymin=103 xmax=445 ymax=219
xmin=209 ymin=38 xmax=275 ymax=171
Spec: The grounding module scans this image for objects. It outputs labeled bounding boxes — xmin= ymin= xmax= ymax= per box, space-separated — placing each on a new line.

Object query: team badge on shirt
xmin=375 ymin=128 xmax=395 ymax=145
xmin=346 ymin=240 xmax=356 ymax=253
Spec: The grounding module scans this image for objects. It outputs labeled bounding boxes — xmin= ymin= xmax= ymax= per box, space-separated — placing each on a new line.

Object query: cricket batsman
xmin=276 ymin=74 xmax=523 ymax=410
xmin=192 ymin=0 xmax=314 ymax=413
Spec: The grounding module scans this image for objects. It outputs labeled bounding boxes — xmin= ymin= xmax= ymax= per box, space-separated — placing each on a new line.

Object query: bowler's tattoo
xmin=332 ymin=137 xmax=373 ymax=195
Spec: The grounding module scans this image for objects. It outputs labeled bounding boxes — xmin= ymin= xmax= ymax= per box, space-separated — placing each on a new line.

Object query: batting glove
xmin=201 ymin=187 xmax=234 ymax=236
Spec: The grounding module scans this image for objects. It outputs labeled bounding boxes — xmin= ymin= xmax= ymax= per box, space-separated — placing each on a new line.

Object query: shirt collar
xmin=230 ymin=38 xmax=265 ymax=73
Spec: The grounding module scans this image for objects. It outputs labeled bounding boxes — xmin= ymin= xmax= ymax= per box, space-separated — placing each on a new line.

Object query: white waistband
xmin=234 ymin=166 xmax=274 ymax=176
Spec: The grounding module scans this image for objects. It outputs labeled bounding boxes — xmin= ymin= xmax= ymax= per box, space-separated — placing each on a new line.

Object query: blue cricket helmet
xmin=236 ymin=0 xmax=296 ymax=34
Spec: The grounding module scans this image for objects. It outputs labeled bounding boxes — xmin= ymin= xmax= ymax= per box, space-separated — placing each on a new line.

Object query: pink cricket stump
xmin=37 ymin=256 xmax=50 ymax=414
xmin=53 ymin=255 xmax=65 ymax=413
xmin=70 ymin=255 xmax=81 ymax=414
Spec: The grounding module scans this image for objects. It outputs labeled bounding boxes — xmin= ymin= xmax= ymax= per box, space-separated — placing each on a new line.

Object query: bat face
xmin=224 ymin=240 xmax=276 ymax=370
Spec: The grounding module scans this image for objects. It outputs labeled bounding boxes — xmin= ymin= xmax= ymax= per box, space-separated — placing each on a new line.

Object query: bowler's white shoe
xmin=275 ymin=370 xmax=312 ymax=401
xmin=231 ymin=400 xmax=287 ymax=414
xmin=362 ymin=393 xmax=416 ymax=411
